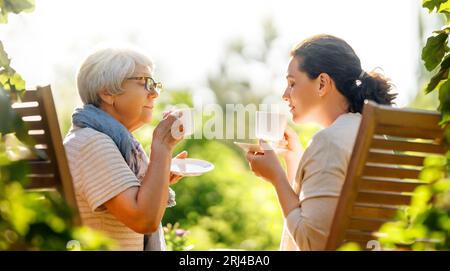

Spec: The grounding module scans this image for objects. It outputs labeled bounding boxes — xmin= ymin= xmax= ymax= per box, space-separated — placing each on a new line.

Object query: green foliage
xmin=0 ymin=142 xmax=117 ymax=250
xmin=163 ymin=223 xmax=193 ymax=251
xmin=422 ymin=32 xmax=448 ymax=72
xmin=423 ymin=0 xmax=450 ymax=14
xmin=0 ymin=0 xmax=115 ymax=251
xmin=337 ymin=242 xmax=361 ymax=251
xmin=378 ymin=155 xmax=450 ymax=250
xmin=0 ymin=0 xmax=34 ymax=24
xmin=372 ymin=1 xmax=450 ymax=251
xmin=422 ymin=1 xmax=450 ymax=131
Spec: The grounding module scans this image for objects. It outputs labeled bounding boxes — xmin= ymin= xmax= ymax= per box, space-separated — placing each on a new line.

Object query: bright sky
xmin=0 ymin=0 xmax=423 ymax=107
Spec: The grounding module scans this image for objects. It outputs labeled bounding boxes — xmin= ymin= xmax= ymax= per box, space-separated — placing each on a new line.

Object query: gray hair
xmin=76 ymin=47 xmax=154 ymax=106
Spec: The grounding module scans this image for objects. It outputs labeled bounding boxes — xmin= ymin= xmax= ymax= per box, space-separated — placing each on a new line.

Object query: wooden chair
xmin=326 ymin=100 xmax=448 ymax=250
xmin=11 ymin=85 xmax=81 ymax=226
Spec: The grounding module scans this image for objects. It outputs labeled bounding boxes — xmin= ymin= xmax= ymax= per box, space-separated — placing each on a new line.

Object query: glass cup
xmin=255 ymin=111 xmax=288 ymax=142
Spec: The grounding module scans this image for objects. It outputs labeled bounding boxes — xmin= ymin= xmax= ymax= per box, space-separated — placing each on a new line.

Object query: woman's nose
xmin=282 ymin=87 xmax=290 ymax=101
xmin=148 ymin=89 xmax=159 ymax=99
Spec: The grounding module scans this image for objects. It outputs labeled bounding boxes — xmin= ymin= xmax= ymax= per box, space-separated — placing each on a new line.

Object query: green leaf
xmin=438 ymin=78 xmax=450 ymax=111
xmin=419 ymin=167 xmax=445 ymax=183
xmin=0 ymin=88 xmax=16 ymax=134
xmin=432 ymin=179 xmax=450 ymax=193
xmin=426 ymin=67 xmax=449 ymax=93
xmin=434 ymin=26 xmax=450 ymax=35
xmin=441 ymin=53 xmax=450 ymax=69
xmin=0 ymin=10 xmax=8 ymax=24
xmin=423 ymin=0 xmax=448 ymax=13
xmin=438 ymin=1 xmax=450 ymax=13
xmin=0 ymin=41 xmax=11 ymax=67
xmin=422 ymin=33 xmax=448 ymax=71
xmin=3 ymin=0 xmax=35 ymax=14
xmin=10 ymin=72 xmax=25 ymax=91
xmin=424 ymin=155 xmax=447 ymax=167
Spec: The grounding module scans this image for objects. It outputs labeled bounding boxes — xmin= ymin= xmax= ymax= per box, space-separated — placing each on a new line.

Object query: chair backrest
xmin=326 ymin=100 xmax=448 ymax=250
xmin=12 ymin=85 xmax=81 ymax=226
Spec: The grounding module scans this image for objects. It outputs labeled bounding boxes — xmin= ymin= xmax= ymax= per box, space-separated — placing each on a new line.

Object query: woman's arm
xmin=104 ymin=113 xmax=183 ymax=234
xmin=272 ymin=174 xmax=300 ymax=217
xmin=285 ymin=197 xmax=339 ymax=250
xmin=104 ymin=145 xmax=172 ymax=233
xmin=246 ymin=140 xmax=299 ymax=217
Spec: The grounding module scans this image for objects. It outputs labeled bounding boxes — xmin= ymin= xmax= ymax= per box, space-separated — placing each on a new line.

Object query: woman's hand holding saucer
xmin=169 ymin=150 xmax=188 ymax=185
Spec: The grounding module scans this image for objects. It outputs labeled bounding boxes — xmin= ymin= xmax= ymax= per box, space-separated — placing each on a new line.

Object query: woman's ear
xmin=98 ymin=89 xmax=115 ymax=106
xmin=317 ymin=73 xmax=331 ymax=97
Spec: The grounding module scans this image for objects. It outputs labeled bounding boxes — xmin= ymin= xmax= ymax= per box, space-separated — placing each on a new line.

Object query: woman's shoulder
xmin=63 ymin=127 xmax=116 ymax=151
xmin=308 ymin=113 xmax=362 ymax=153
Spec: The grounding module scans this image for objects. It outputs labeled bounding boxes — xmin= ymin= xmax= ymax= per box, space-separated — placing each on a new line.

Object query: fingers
xmin=169 ymin=172 xmax=184 ymax=185
xmin=245 ymin=151 xmax=255 ymax=162
xmin=278 ymin=139 xmax=289 ymax=148
xmin=259 ymin=139 xmax=275 ymax=154
xmin=284 ymin=126 xmax=297 ymax=139
xmin=175 ymin=150 xmax=188 ymax=159
xmin=167 ymin=111 xmax=185 ymax=140
xmin=158 ymin=113 xmax=183 ymax=138
xmin=158 ymin=113 xmax=178 ymax=130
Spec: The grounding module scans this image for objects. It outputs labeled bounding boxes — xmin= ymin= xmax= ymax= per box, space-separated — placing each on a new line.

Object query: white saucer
xmin=233 ymin=141 xmax=288 ymax=154
xmin=171 ymin=158 xmax=215 ymax=176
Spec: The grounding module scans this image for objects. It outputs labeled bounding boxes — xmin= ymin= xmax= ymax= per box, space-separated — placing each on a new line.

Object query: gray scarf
xmin=72 ymin=104 xmax=175 ymax=250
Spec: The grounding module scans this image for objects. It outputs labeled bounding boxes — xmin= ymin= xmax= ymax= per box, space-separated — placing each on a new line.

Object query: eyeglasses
xmin=126 ymin=76 xmax=163 ymax=94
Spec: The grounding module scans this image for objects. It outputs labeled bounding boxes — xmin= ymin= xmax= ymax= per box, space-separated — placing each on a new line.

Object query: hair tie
xmin=358 ymin=70 xmax=366 ymax=80
xmin=355 ymin=70 xmax=366 ymax=87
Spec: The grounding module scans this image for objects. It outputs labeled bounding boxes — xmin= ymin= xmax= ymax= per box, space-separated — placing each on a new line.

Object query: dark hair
xmin=290 ymin=34 xmax=397 ymax=113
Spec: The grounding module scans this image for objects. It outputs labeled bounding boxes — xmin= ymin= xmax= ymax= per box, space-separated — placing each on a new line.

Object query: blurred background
xmin=0 ymin=0 xmax=445 ymax=250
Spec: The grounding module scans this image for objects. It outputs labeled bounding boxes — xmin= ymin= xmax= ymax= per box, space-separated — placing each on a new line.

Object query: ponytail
xmin=345 ymin=71 xmax=397 ymax=113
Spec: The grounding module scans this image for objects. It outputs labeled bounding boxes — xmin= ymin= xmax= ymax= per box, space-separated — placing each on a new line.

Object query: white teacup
xmin=170 ymin=108 xmax=195 ymax=138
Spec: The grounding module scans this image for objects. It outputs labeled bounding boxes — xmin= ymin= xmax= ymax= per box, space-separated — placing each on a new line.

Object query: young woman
xmin=246 ymin=35 xmax=396 ymax=250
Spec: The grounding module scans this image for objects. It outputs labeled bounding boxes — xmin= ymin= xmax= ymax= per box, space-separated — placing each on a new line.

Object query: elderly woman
xmin=64 ymin=47 xmax=186 ymax=251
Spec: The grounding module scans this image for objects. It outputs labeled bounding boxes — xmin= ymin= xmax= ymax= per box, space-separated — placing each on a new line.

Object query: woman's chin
xmin=291 ymin=111 xmax=303 ymax=124
xmin=140 ymin=113 xmax=153 ymax=124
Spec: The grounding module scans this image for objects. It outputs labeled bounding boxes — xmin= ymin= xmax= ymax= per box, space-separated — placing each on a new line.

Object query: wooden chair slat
xmin=25 ymin=175 xmax=58 ymax=189
xmin=348 ymin=217 xmax=390 ymax=231
xmin=363 ymin=165 xmax=421 ymax=179
xmin=29 ymin=133 xmax=49 ymax=145
xmin=374 ymin=105 xmax=441 ymax=130
xmin=375 ymin=124 xmax=443 ymax=140
xmin=351 ymin=205 xmax=400 ymax=219
xmin=370 ymin=138 xmax=445 ymax=154
xmin=367 ymin=151 xmax=425 ymax=167
xmin=356 ymin=191 xmax=412 ymax=206
xmin=359 ymin=177 xmax=425 ymax=193
xmin=344 ymin=230 xmax=378 ymax=243
xmin=20 ymin=90 xmax=38 ymax=102
xmin=13 ymin=106 xmax=41 ymax=117
xmin=23 ymin=120 xmax=45 ymax=130
xmin=28 ymin=160 xmax=54 ymax=175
